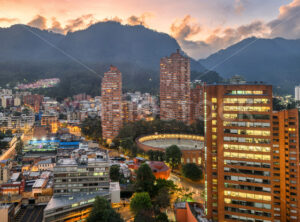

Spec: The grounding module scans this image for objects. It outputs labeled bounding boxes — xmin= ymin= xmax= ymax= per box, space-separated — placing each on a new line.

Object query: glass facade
xmin=205 ymin=84 xmax=273 ymax=221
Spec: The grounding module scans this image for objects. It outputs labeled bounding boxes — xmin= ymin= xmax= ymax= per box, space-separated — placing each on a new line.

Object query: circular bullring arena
xmin=136 ymin=134 xmax=205 ymax=166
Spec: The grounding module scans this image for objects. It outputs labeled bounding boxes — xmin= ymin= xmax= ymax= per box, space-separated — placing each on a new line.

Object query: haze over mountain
xmin=0 ymin=21 xmax=216 ymax=97
xmin=200 ymin=37 xmax=300 ymax=94
xmin=0 ymin=22 xmax=208 ymax=70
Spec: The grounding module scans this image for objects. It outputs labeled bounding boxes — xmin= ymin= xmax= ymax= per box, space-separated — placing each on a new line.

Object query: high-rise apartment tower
xmin=160 ymin=50 xmax=190 ymax=124
xmin=101 ymin=65 xmax=123 ymax=143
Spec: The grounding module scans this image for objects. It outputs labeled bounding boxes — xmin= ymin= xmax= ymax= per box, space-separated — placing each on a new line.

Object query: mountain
xmin=0 ymin=25 xmax=63 ymax=61
xmin=0 ymin=22 xmax=212 ymax=97
xmin=199 ymin=37 xmax=300 ymax=94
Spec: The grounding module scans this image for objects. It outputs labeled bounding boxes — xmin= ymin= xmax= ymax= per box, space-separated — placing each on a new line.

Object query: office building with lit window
xmin=160 ymin=50 xmax=190 ymax=124
xmin=272 ymin=109 xmax=300 ymax=222
xmin=204 ymin=84 xmax=274 ymax=221
xmin=44 ymin=151 xmax=110 ymax=222
xmin=101 ymin=65 xmax=123 ymax=143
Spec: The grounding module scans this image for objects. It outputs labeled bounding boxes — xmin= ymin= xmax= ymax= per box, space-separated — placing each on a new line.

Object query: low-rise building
xmin=44 ymin=151 xmax=111 ymax=222
xmin=0 ymin=160 xmax=11 ymax=184
xmin=43 ymin=191 xmax=110 ymax=222
xmin=37 ymin=158 xmax=56 ymax=171
xmin=110 ymin=182 xmax=120 ymax=203
xmin=175 ymin=202 xmax=207 ymax=222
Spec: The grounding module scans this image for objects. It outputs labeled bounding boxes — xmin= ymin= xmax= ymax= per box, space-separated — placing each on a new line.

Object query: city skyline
xmin=0 ymin=1 xmax=299 ymax=221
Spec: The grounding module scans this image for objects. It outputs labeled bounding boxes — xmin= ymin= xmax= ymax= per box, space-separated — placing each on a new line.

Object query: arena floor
xmin=142 ymin=138 xmax=204 ymax=150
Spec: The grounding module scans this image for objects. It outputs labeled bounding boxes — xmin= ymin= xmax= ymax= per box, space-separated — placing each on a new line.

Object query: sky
xmin=1 ymin=0 xmax=299 ymax=59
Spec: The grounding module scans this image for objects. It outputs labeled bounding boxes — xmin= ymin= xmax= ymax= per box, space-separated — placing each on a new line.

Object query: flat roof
xmin=44 ymin=191 xmax=109 ymax=212
xmin=33 ymin=179 xmax=46 ymax=188
xmin=110 ymin=182 xmax=120 ymax=191
xmin=11 ymin=173 xmax=20 ymax=181
xmin=40 ymin=171 xmax=52 ymax=179
xmin=56 ymin=154 xmax=108 ymax=167
xmin=206 ymin=82 xmax=270 ymax=86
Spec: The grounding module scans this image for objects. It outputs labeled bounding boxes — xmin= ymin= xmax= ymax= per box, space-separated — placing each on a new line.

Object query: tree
xmin=0 ymin=140 xmax=9 ymax=153
xmin=0 ymin=131 xmax=9 ymax=154
xmin=152 ymin=179 xmax=176 ymax=215
xmin=176 ymin=187 xmax=195 ymax=202
xmin=147 ymin=150 xmax=165 ymax=161
xmin=120 ymin=138 xmax=134 ymax=152
xmin=157 ymin=151 xmax=166 ymax=161
xmin=153 ymin=187 xmax=170 ymax=209
xmin=165 ymin=145 xmax=182 ymax=170
xmin=130 ymin=192 xmax=152 ymax=215
xmin=273 ymin=98 xmax=286 ymax=111
xmin=154 ymin=179 xmax=176 ymax=195
xmin=134 ymin=210 xmax=155 ymax=222
xmin=135 ymin=163 xmax=155 ymax=194
xmin=5 ymin=130 xmax=12 ymax=137
xmin=131 ymin=144 xmax=138 ymax=157
xmin=156 ymin=212 xmax=169 ymax=222
xmin=147 ymin=150 xmax=154 ymax=161
xmin=15 ymin=138 xmax=24 ymax=156
xmin=87 ymin=196 xmax=123 ymax=222
xmin=81 ymin=116 xmax=102 ymax=142
xmin=181 ymin=163 xmax=203 ymax=181
xmin=110 ymin=165 xmax=120 ymax=182
xmin=190 ymin=119 xmax=204 ymax=136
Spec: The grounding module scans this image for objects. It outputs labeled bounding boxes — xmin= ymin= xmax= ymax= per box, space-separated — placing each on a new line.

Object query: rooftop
xmin=206 ymin=81 xmax=270 ymax=86
xmin=110 ymin=182 xmax=120 ymax=191
xmin=37 ymin=158 xmax=54 ymax=165
xmin=188 ymin=202 xmax=208 ymax=222
xmin=32 ymin=179 xmax=46 ymax=188
xmin=44 ymin=191 xmax=109 ymax=212
xmin=56 ymin=152 xmax=109 ymax=167
xmin=11 ymin=172 xmax=20 ymax=181
xmin=147 ymin=161 xmax=170 ymax=173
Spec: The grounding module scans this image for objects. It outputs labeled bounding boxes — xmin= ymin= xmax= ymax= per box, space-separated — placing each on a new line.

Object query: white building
xmin=14 ymin=97 xmax=21 ymax=106
xmin=295 ymin=85 xmax=300 ymax=101
xmin=110 ymin=182 xmax=120 ymax=203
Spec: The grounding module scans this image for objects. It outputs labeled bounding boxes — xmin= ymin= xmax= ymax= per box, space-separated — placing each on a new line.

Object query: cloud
xmin=171 ymin=15 xmax=269 ymax=58
xmin=48 ymin=17 xmax=64 ymax=34
xmin=170 ymin=15 xmax=201 ymax=40
xmin=205 ymin=21 xmax=268 ymax=48
xmin=127 ymin=12 xmax=153 ymax=27
xmin=102 ymin=16 xmax=123 ymax=23
xmin=0 ymin=17 xmax=19 ymax=24
xmin=64 ymin=14 xmax=96 ymax=33
xmin=173 ymin=0 xmax=300 ymax=58
xmin=26 ymin=14 xmax=98 ymax=34
xmin=268 ymin=0 xmax=300 ymax=39
xmin=27 ymin=15 xmax=47 ymax=29
xmin=24 ymin=13 xmax=147 ymax=35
